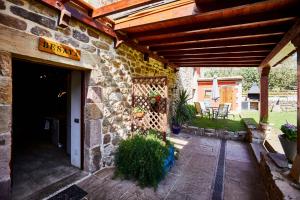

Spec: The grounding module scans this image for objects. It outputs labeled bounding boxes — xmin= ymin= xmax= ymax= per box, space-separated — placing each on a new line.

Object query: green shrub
xmin=115 ymin=135 xmax=169 ymax=188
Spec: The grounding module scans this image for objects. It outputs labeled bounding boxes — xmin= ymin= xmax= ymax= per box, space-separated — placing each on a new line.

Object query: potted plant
xmin=133 ymin=106 xmax=146 ymax=119
xmin=149 ymin=90 xmax=161 ymax=104
xmin=172 ymin=90 xmax=196 ymax=134
xmin=149 ymin=90 xmax=161 ymax=111
xmin=279 ymin=122 xmax=297 ymax=162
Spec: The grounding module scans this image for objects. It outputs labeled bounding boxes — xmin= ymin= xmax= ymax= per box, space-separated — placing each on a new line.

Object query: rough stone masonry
xmin=0 ymin=0 xmax=192 ymax=198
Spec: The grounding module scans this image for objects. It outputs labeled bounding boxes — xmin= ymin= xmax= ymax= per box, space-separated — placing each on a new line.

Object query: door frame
xmin=11 ymin=57 xmax=86 ymax=170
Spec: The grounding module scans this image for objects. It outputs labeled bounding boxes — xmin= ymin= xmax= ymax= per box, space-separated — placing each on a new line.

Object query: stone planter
xmin=278 ymin=134 xmax=297 ymax=162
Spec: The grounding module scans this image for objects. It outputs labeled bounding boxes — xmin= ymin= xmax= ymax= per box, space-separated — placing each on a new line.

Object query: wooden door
xmin=220 ymin=86 xmax=234 ymax=109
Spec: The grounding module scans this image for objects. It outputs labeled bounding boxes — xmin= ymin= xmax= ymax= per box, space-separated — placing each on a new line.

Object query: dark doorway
xmin=11 ymin=59 xmax=83 ymax=200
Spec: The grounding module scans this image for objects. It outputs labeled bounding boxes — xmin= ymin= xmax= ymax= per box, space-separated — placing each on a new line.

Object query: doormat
xmin=48 ymin=185 xmax=88 ymax=200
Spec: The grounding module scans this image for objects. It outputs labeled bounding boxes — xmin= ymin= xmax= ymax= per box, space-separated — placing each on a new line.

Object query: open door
xmin=70 ymin=71 xmax=81 ymax=168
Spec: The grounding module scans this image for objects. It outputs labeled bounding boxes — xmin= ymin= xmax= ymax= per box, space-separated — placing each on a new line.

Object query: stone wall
xmin=175 ymin=67 xmax=199 ymax=104
xmin=0 ymin=0 xmax=177 ymax=194
xmin=0 ymin=52 xmax=12 ymax=200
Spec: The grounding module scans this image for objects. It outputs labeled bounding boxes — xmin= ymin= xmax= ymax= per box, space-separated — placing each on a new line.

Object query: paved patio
xmin=49 ymin=133 xmax=266 ymax=200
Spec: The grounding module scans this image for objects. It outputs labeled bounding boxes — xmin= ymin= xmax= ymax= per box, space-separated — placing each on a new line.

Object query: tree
xmin=204 ymin=66 xmax=296 ymax=92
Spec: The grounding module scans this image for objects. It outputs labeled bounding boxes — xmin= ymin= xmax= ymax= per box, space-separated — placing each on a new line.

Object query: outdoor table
xmin=206 ymin=106 xmax=219 ymax=119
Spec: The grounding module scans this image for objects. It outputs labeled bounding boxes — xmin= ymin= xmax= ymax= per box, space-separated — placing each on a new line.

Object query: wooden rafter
xmin=136 ymin=17 xmax=295 ymax=42
xmin=163 ymin=52 xmax=268 ymax=58
xmin=139 ymin=22 xmax=291 ymax=45
xmin=115 ymin=0 xmax=299 ymax=31
xmin=158 ymin=45 xmax=273 ymax=54
xmin=41 ymin=0 xmax=116 ymax=37
xmin=194 ymin=0 xmax=263 ymax=11
xmin=176 ymin=64 xmax=259 ymax=67
xmin=40 ymin=0 xmax=177 ymax=68
xmin=92 ymin=0 xmax=160 ymax=18
xmin=168 ymin=57 xmax=264 ymax=61
xmin=150 ymin=36 xmax=280 ymax=51
xmin=259 ymin=19 xmax=300 ymax=68
xmin=148 ymin=33 xmax=283 ymax=48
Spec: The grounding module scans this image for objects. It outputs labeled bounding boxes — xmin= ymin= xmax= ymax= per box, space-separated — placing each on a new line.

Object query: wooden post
xmin=259 ymin=66 xmax=270 ymax=122
xmin=290 ymin=35 xmax=300 ymax=181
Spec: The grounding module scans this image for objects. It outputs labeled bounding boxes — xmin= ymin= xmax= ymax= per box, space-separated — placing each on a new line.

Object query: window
xmin=204 ymin=89 xmax=211 ymax=98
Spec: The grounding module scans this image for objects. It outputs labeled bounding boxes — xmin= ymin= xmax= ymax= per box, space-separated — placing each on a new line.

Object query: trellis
xmin=131 ymin=76 xmax=168 ymax=141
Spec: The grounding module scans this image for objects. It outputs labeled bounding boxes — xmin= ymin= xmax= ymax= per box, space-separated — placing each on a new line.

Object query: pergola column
xmin=259 ymin=66 xmax=270 ymax=122
xmin=290 ymin=34 xmax=300 ymax=181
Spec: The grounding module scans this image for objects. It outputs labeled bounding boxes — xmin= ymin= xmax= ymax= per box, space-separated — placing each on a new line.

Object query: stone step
xmin=250 ymin=142 xmax=268 ymax=163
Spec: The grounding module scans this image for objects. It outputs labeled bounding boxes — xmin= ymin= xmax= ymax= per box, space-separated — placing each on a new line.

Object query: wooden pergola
xmin=41 ymin=0 xmax=300 ymax=180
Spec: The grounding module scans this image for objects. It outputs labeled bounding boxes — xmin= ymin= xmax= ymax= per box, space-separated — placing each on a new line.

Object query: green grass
xmin=189 ymin=115 xmax=246 ymax=132
xmin=241 ymin=111 xmax=296 ymax=129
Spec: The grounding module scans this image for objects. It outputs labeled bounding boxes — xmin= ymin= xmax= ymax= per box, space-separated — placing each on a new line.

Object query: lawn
xmin=189 ymin=115 xmax=246 ymax=132
xmin=240 ymin=111 xmax=296 ymax=129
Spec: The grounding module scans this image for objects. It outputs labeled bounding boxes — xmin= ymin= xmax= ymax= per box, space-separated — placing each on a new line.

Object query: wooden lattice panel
xmin=132 ymin=76 xmax=168 ymax=135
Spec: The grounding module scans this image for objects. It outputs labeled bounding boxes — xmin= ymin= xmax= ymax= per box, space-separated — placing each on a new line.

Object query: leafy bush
xmin=281 ymin=122 xmax=297 ymax=141
xmin=115 ymin=135 xmax=169 ymax=188
xmin=173 ymin=90 xmax=196 ymax=126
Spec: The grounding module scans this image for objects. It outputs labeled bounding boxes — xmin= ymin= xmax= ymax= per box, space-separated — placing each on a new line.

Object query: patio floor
xmin=48 ymin=133 xmax=266 ymax=200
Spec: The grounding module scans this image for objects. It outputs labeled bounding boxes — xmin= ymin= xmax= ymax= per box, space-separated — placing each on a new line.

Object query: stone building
xmin=0 ymin=0 xmax=183 ymax=198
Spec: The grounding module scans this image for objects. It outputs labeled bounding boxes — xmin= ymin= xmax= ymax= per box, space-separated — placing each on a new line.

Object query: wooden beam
xmin=148 ymin=33 xmax=283 ymax=48
xmin=136 ymin=17 xmax=295 ymax=42
xmin=150 ymin=35 xmax=280 ymax=51
xmin=168 ymin=57 xmax=263 ymax=61
xmin=163 ymin=52 xmax=268 ymax=58
xmin=75 ymin=0 xmax=96 ymax=10
xmin=160 ymin=50 xmax=270 ymax=56
xmin=195 ymin=0 xmax=263 ymax=11
xmin=139 ymin=23 xmax=289 ymax=45
xmin=176 ymin=64 xmax=259 ymax=67
xmin=40 ymin=0 xmax=116 ymax=37
xmin=173 ymin=61 xmax=260 ymax=65
xmin=158 ymin=45 xmax=273 ymax=54
xmin=259 ymin=20 xmax=300 ymax=68
xmin=40 ymin=0 xmax=177 ymax=67
xmin=115 ymin=0 xmax=299 ymax=31
xmin=92 ymin=0 xmax=160 ymax=18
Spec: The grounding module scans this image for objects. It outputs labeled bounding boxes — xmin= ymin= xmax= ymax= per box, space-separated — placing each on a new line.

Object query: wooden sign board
xmin=38 ymin=37 xmax=81 ymax=61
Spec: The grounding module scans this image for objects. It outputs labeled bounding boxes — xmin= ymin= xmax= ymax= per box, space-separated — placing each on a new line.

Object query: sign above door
xmin=38 ymin=37 xmax=81 ymax=61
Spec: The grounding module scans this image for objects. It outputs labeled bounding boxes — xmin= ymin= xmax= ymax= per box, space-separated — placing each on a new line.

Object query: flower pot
xmin=133 ymin=112 xmax=145 ymax=119
xmin=172 ymin=124 xmax=181 ymax=134
xmin=278 ymin=134 xmax=297 ymax=162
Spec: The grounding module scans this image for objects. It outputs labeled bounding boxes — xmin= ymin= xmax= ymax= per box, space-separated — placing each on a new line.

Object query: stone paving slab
xmin=71 ymin=133 xmax=266 ymax=200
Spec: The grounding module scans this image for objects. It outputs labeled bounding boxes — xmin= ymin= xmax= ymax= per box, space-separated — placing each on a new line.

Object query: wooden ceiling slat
xmin=260 ymin=20 xmax=300 ymax=67
xmin=148 ymin=33 xmax=283 ymax=48
xmin=139 ymin=24 xmax=288 ymax=45
xmin=150 ymin=36 xmax=280 ymax=51
xmin=160 ymin=50 xmax=270 ymax=56
xmin=163 ymin=52 xmax=268 ymax=58
xmin=173 ymin=61 xmax=261 ymax=64
xmin=158 ymin=45 xmax=273 ymax=54
xmin=168 ymin=57 xmax=263 ymax=61
xmin=115 ymin=0 xmax=299 ymax=32
xmin=177 ymin=64 xmax=258 ymax=67
xmin=195 ymin=0 xmax=263 ymax=11
xmin=92 ymin=0 xmax=160 ymax=18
